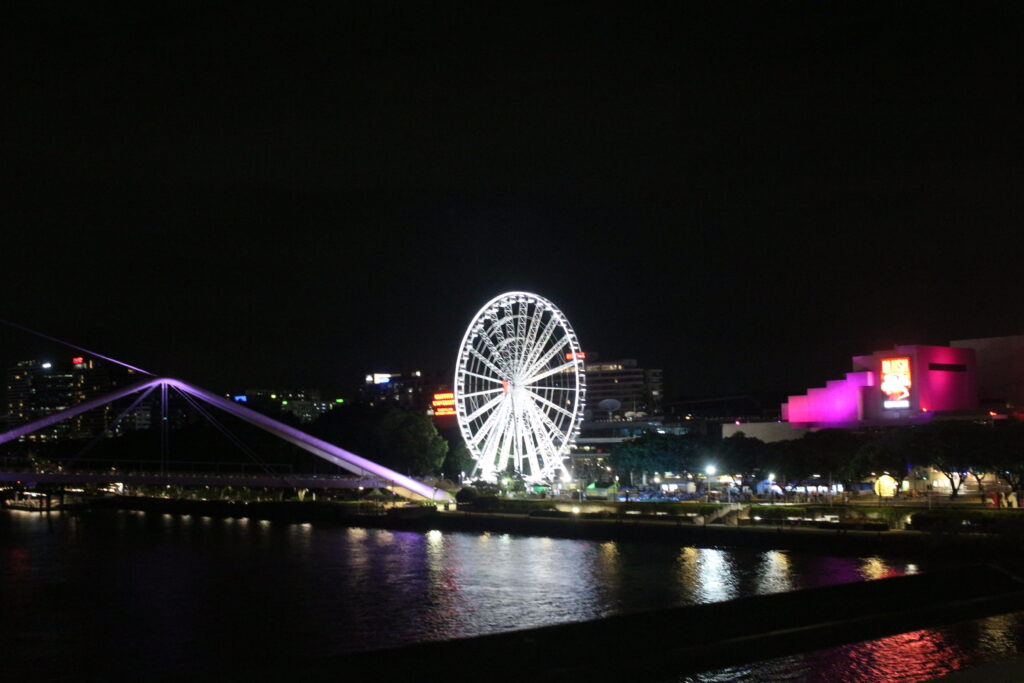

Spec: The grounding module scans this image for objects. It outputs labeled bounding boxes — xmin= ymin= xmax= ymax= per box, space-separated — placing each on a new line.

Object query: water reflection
xmin=756 ymin=550 xmax=793 ymax=594
xmin=3 ymin=509 xmax=1023 ymax=682
xmin=859 ymin=556 xmax=903 ymax=581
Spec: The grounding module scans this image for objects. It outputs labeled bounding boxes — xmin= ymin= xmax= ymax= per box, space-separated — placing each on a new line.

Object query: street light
xmin=705 ymin=465 xmax=716 ymax=503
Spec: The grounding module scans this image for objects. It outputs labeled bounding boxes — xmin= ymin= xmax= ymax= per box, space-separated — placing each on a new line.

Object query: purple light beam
xmin=0 ymin=319 xmax=154 ymax=376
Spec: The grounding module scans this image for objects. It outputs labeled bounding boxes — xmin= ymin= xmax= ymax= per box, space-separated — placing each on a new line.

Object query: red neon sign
xmin=72 ymin=357 xmax=84 ymax=365
xmin=431 ymin=392 xmax=456 ymax=416
xmin=565 ymin=351 xmax=586 ymax=361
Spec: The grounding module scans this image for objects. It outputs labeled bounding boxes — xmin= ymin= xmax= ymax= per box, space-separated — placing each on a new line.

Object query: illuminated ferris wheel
xmin=455 ymin=291 xmax=586 ymax=483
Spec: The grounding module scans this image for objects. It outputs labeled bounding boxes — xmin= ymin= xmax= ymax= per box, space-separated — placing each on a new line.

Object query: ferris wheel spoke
xmin=481 ymin=324 xmax=518 ymax=376
xmin=487 ymin=313 xmax=509 ymax=346
xmin=480 ymin=405 xmax=513 ymax=474
xmin=519 ymin=314 xmax=561 ymax=377
xmin=515 ymin=403 xmax=532 ymax=474
xmin=494 ymin=336 xmax=521 ymax=372
xmin=521 ymin=339 xmax=573 ymax=383
xmin=462 ymin=387 xmax=505 ymax=399
xmin=526 ymin=388 xmax=576 ymax=421
xmin=523 ymin=359 xmax=579 ymax=386
xmin=490 ymin=402 xmax=517 ymax=473
xmin=465 ymin=393 xmax=506 ymax=422
xmin=524 ymin=399 xmax=562 ymax=459
xmin=520 ymin=408 xmax=541 ymax=477
xmin=515 ymin=308 xmax=529 ymax=368
xmin=527 ymin=416 xmax=568 ymax=474
xmin=469 ymin=346 xmax=510 ymax=381
xmin=517 ymin=307 xmax=542 ymax=373
xmin=502 ymin=302 xmax=517 ymax=350
xmin=470 ymin=396 xmax=511 ymax=447
xmin=461 ymin=370 xmax=504 ymax=385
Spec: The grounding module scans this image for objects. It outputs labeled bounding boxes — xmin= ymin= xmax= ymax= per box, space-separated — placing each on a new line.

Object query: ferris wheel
xmin=454 ymin=291 xmax=586 ymax=483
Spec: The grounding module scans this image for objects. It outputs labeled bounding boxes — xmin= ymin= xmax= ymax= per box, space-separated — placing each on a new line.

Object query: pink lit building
xmin=781 ymin=344 xmax=978 ymax=428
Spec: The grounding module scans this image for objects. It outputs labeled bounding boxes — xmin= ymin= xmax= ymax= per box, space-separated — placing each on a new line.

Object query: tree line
xmin=607 ymin=420 xmax=1024 ymax=497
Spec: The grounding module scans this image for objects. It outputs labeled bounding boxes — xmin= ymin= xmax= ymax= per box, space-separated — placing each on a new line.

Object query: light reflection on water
xmin=1 ymin=509 xmax=1021 ymax=681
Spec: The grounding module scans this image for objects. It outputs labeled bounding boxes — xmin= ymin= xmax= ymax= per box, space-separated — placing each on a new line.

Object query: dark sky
xmin=2 ymin=2 xmax=1022 ymax=400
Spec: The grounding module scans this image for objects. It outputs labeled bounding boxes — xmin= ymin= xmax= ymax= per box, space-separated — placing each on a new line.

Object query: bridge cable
xmin=160 ymin=383 xmax=169 ymax=475
xmin=63 ymin=385 xmax=159 ymax=468
xmin=0 ymin=319 xmax=155 ymax=376
xmin=170 ymin=386 xmax=294 ymax=488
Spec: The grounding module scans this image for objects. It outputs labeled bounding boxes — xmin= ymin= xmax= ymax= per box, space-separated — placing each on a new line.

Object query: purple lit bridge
xmin=0 ymin=377 xmax=452 ymax=502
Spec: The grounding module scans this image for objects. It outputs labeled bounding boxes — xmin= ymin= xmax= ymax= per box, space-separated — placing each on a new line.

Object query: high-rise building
xmin=583 ymin=357 xmax=663 ymax=417
xmin=4 ymin=357 xmax=116 ymax=440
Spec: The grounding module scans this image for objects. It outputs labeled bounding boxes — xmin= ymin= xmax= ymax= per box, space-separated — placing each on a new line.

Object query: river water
xmin=2 ymin=508 xmax=1023 ymax=681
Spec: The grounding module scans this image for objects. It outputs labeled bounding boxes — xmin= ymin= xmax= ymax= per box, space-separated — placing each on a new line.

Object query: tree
xmin=846 ymin=430 xmax=916 ymax=495
xmin=374 ymin=408 xmax=449 ymax=477
xmin=989 ymin=421 xmax=1024 ymax=490
xmin=798 ymin=429 xmax=870 ymax=488
xmin=608 ymin=433 xmax=706 ymax=485
xmin=920 ymin=421 xmax=991 ymax=498
xmin=713 ymin=433 xmax=770 ymax=476
xmin=441 ymin=440 xmax=474 ymax=482
xmin=312 ymin=404 xmax=448 ymax=477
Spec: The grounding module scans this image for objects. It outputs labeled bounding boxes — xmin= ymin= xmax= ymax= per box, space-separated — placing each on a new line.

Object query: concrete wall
xmin=721 ymin=421 xmax=807 ymax=443
xmin=952 ymin=334 xmax=1024 ymax=408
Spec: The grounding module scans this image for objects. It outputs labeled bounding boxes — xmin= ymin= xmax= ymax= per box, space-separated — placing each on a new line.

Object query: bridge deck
xmin=0 ymin=470 xmax=391 ymax=489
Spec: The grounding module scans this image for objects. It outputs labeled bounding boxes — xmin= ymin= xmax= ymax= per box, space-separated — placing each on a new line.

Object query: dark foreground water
xmin=2 ymin=509 xmax=1023 ymax=681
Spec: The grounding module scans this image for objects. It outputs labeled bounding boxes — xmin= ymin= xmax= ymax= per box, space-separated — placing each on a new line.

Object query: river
xmin=2 ymin=508 xmax=1022 ymax=681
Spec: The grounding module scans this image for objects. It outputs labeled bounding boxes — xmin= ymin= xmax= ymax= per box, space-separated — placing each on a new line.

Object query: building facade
xmin=583 ymin=358 xmax=662 ymax=417
xmin=781 ymin=344 xmax=978 ymax=428
xmin=4 ymin=357 xmax=117 ymax=440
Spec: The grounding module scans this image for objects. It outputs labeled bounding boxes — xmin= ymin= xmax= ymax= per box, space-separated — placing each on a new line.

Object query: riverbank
xmin=84 ymin=496 xmax=1010 ymax=559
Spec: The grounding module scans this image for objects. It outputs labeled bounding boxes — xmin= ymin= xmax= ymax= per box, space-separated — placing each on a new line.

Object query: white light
xmin=705 ymin=465 xmax=716 ymax=476
xmin=571 ymin=506 xmax=580 ymax=514
xmin=41 ymin=362 xmax=52 ymax=369
xmin=768 ymin=473 xmax=775 ymax=481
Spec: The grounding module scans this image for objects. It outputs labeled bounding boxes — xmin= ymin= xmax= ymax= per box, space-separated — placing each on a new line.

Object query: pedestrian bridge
xmin=0 ymin=377 xmax=453 ymax=502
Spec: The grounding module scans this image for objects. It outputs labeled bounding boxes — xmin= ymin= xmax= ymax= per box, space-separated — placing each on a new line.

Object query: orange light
xmin=502 ymin=380 xmax=510 ymax=393
xmin=431 ymin=392 xmax=456 ymax=410
xmin=565 ymin=351 xmax=587 ymax=361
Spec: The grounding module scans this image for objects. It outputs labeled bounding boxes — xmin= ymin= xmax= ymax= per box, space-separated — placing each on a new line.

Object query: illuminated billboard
xmin=564 ymin=351 xmax=587 ymax=361
xmin=880 ymin=357 xmax=911 ymax=409
xmin=431 ymin=392 xmax=456 ymax=416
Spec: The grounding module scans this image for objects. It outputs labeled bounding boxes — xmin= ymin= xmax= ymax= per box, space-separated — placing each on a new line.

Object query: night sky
xmin=2 ymin=3 xmax=1022 ymax=401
